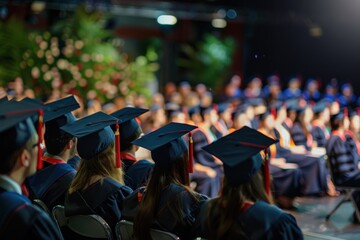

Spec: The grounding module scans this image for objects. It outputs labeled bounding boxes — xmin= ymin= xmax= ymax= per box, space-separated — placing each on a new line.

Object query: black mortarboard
xmin=245 ymin=98 xmax=265 ymax=107
xmin=202 ymin=126 xmax=278 ymax=187
xmin=44 ymin=95 xmax=80 ymax=122
xmin=313 ymin=100 xmax=329 ymax=114
xmin=0 ymin=101 xmax=44 ymax=169
xmin=44 ymin=96 xmax=79 ymax=143
xmin=216 ymin=102 xmax=230 ymax=114
xmin=132 ymin=122 xmax=197 ymax=169
xmin=61 ymin=112 xmax=119 ymax=161
xmin=110 ymin=107 xmax=148 ymax=143
xmin=188 ymin=105 xmax=200 ymax=118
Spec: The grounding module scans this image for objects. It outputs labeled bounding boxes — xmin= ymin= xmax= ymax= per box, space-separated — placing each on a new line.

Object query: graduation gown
xmin=124 ymin=158 xmax=154 ymax=190
xmin=274 ymin=129 xmax=328 ymax=195
xmin=290 ymin=123 xmax=311 ymax=150
xmin=199 ymin=200 xmax=303 ymax=240
xmin=64 ymin=177 xmax=132 ymax=236
xmin=192 ymin=128 xmax=223 ymax=197
xmin=25 ymin=161 xmax=76 ymax=211
xmin=122 ymin=183 xmax=208 ymax=240
xmin=0 ymin=187 xmax=63 ymax=240
xmin=270 ymin=165 xmax=302 ymax=198
xmin=326 ymin=133 xmax=360 ymax=186
xmin=311 ymin=124 xmax=329 ymax=148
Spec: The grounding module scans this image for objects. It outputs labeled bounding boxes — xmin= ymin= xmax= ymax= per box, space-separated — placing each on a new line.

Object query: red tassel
xmin=344 ymin=107 xmax=348 ymax=118
xmin=188 ymin=131 xmax=194 ymax=173
xmin=115 ymin=122 xmax=121 ymax=168
xmin=137 ymin=191 xmax=143 ymax=203
xmin=264 ymin=148 xmax=271 ymax=196
xmin=37 ymin=109 xmax=44 ymax=170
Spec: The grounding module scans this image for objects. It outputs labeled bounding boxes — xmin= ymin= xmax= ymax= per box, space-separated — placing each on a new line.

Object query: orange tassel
xmin=115 ymin=122 xmax=121 ymax=168
xmin=37 ymin=109 xmax=44 ymax=170
xmin=264 ymin=148 xmax=270 ymax=196
xmin=188 ymin=131 xmax=194 ymax=173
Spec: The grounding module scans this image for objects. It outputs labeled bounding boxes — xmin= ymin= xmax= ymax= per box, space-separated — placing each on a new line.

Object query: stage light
xmin=212 ymin=18 xmax=227 ymax=28
xmin=157 ymin=15 xmax=177 ymax=25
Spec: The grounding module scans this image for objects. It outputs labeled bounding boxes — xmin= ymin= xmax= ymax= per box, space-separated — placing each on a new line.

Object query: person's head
xmin=0 ymin=102 xmax=42 ymax=183
xmin=288 ymin=77 xmax=300 ymax=90
xmin=44 ymin=95 xmax=79 ymax=159
xmin=341 ymin=83 xmax=353 ymax=97
xmin=330 ymin=111 xmax=348 ymax=131
xmin=313 ymin=100 xmax=330 ymax=123
xmin=350 ymin=111 xmax=360 ymax=132
xmin=259 ymin=111 xmax=275 ymax=130
xmin=61 ymin=112 xmax=124 ymax=192
xmin=202 ymin=126 xmax=276 ymax=239
xmin=200 ymin=106 xmax=219 ymax=125
xmin=110 ymin=107 xmax=148 ymax=152
xmin=133 ymin=123 xmax=197 ymax=240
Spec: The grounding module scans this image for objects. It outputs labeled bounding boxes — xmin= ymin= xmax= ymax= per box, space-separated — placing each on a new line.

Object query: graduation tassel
xmin=344 ymin=107 xmax=348 ymax=118
xmin=115 ymin=122 xmax=121 ymax=168
xmin=188 ymin=131 xmax=194 ymax=173
xmin=37 ymin=109 xmax=44 ymax=170
xmin=271 ymin=107 xmax=276 ymax=119
xmin=264 ymin=148 xmax=271 ymax=196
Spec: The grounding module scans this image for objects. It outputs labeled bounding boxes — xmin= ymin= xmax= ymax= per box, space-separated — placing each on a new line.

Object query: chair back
xmin=67 ymin=214 xmax=113 ymax=240
xmin=33 ymin=198 xmax=50 ymax=214
xmin=116 ymin=220 xmax=179 ymax=240
xmin=52 ymin=205 xmax=67 ymax=228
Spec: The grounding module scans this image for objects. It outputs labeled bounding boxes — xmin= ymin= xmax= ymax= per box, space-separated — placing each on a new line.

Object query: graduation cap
xmin=216 ymin=102 xmax=230 ymax=114
xmin=110 ymin=107 xmax=148 ymax=147
xmin=202 ymin=126 xmax=278 ymax=193
xmin=0 ymin=101 xmax=44 ymax=170
xmin=43 ymin=96 xmax=80 ymax=153
xmin=132 ymin=122 xmax=197 ymax=172
xmin=61 ymin=112 xmax=122 ymax=168
xmin=44 ymin=95 xmax=79 ymax=122
xmin=313 ymin=100 xmax=329 ymax=114
xmin=164 ymin=102 xmax=181 ymax=119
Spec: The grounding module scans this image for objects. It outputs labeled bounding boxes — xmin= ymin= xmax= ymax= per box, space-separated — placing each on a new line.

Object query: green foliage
xmin=0 ymin=6 xmax=158 ymax=102
xmin=178 ymin=34 xmax=235 ymax=89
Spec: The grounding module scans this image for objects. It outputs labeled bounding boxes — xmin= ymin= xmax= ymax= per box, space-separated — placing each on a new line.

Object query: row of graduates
xmin=0 ymin=95 xmax=303 ymax=240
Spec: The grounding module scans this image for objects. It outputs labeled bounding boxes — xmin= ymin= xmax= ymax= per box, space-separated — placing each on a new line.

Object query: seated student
xmin=25 ymin=95 xmax=79 ymax=210
xmin=122 ymin=122 xmax=208 ymax=240
xmin=0 ymin=101 xmax=63 ymax=239
xmin=311 ymin=100 xmax=331 ymax=148
xmin=110 ymin=107 xmax=154 ymax=190
xmin=326 ymin=110 xmax=360 ymax=221
xmin=199 ymin=126 xmax=303 ymax=240
xmin=61 ymin=112 xmax=132 ymax=236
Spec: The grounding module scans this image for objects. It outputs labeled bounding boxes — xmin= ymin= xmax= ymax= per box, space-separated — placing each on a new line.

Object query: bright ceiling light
xmin=157 ymin=15 xmax=177 ymax=25
xmin=212 ymin=18 xmax=227 ymax=28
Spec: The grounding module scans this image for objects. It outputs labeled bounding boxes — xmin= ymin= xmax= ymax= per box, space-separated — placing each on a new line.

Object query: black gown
xmin=25 ymin=162 xmax=76 ymax=211
xmin=122 ymin=183 xmax=208 ymax=240
xmin=275 ymin=129 xmax=328 ymax=196
xmin=199 ymin=199 xmax=303 ymax=240
xmin=64 ymin=177 xmax=132 ymax=237
xmin=192 ymin=129 xmax=223 ymax=197
xmin=0 ymin=187 xmax=63 ymax=240
xmin=311 ymin=125 xmax=328 ymax=148
xmin=124 ymin=159 xmax=154 ymax=190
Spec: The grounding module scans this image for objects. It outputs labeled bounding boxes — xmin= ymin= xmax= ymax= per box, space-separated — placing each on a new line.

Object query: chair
xmin=325 ymin=151 xmax=360 ymax=222
xmin=52 ymin=205 xmax=67 ymax=228
xmin=66 ymin=214 xmax=113 ymax=240
xmin=52 ymin=205 xmax=113 ymax=239
xmin=33 ymin=198 xmax=50 ymax=214
xmin=116 ymin=220 xmax=180 ymax=240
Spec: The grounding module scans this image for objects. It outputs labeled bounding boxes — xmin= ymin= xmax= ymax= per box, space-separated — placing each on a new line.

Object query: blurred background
xmin=0 ymin=0 xmax=359 ymax=103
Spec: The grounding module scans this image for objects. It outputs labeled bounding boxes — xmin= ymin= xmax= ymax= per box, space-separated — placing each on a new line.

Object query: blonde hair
xmin=69 ymin=143 xmax=124 ymax=193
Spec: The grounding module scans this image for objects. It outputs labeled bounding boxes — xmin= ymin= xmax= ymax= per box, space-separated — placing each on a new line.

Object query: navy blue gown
xmin=64 ymin=177 xmax=132 ymax=237
xmin=0 ymin=187 xmax=63 ymax=240
xmin=122 ymin=183 xmax=208 ymax=240
xmin=275 ymin=129 xmax=328 ymax=196
xmin=192 ymin=129 xmax=223 ymax=197
xmin=26 ymin=162 xmax=76 ymax=211
xmin=270 ymin=165 xmax=302 ymax=199
xmin=199 ymin=200 xmax=303 ymax=240
xmin=290 ymin=123 xmax=310 ymax=150
xmin=311 ymin=125 xmax=328 ymax=148
xmin=124 ymin=159 xmax=154 ymax=190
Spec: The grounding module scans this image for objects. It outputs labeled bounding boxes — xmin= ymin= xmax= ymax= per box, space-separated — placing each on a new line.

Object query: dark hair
xmin=133 ymin=140 xmax=198 ymax=240
xmin=330 ymin=117 xmax=342 ymax=131
xmin=206 ymin=171 xmax=270 ymax=240
xmin=120 ymin=127 xmax=142 ymax=152
xmin=44 ymin=132 xmax=73 ymax=155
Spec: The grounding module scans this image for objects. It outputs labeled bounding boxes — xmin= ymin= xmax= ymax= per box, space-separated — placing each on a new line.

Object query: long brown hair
xmin=206 ymin=171 xmax=270 ymax=240
xmin=69 ymin=143 xmax=123 ymax=193
xmin=133 ymin=140 xmax=199 ymax=240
